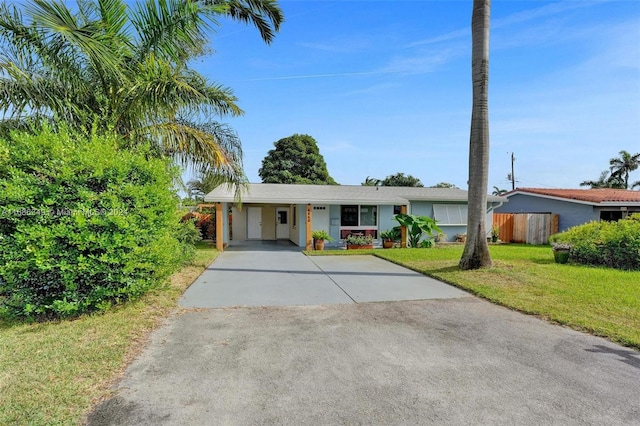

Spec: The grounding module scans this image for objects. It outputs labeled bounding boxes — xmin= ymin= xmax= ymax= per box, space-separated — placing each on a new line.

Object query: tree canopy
xmin=0 ymin=0 xmax=283 ymax=189
xmin=580 ymin=150 xmax=640 ymax=190
xmin=580 ymin=170 xmax=625 ymax=189
xmin=258 ymin=134 xmax=337 ymax=185
xmin=381 ymin=173 xmax=424 ymax=187
xmin=361 ymin=173 xmax=423 ymax=187
xmin=429 ymin=182 xmax=459 ymax=189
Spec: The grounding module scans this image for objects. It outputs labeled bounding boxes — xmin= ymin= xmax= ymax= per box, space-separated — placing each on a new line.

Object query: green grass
xmin=310 ymin=244 xmax=640 ymax=350
xmin=0 ymin=242 xmax=218 ymax=426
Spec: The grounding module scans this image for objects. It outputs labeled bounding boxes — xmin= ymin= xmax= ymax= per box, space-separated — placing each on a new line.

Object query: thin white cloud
xmin=247 ymin=70 xmax=401 ymax=81
xmin=297 ymin=37 xmax=371 ymax=53
xmin=408 ymin=0 xmax=605 ymax=48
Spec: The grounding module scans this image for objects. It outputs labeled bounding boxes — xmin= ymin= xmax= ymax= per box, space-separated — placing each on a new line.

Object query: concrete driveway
xmin=179 ymin=242 xmax=469 ymax=308
xmin=86 ymin=243 xmax=640 ymax=425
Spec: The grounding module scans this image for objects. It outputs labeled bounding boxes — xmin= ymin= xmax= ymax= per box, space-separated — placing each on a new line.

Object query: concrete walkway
xmin=179 ymin=243 xmax=468 ymax=308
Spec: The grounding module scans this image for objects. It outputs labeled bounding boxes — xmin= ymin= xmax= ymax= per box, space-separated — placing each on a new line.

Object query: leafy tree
xmin=609 ymin=150 xmax=640 ymax=189
xmin=0 ymin=0 xmax=283 ymax=189
xmin=259 ymin=134 xmax=337 ymax=184
xmin=430 ymin=182 xmax=459 ymax=189
xmin=460 ymin=0 xmax=492 ymax=270
xmin=492 ymin=186 xmax=507 ymax=195
xmin=632 ymin=181 xmax=640 ymax=190
xmin=580 ymin=170 xmax=625 ymax=189
xmin=380 ymin=173 xmax=424 ymax=187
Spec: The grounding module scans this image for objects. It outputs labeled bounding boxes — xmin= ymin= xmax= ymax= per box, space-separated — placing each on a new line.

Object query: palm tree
xmin=460 ymin=0 xmax=492 ymax=270
xmin=491 ymin=186 xmax=507 ymax=195
xmin=0 ymin=0 xmax=283 ymax=189
xmin=187 ymin=170 xmax=230 ymax=201
xmin=579 ymin=170 xmax=625 ymax=189
xmin=609 ymin=150 xmax=640 ymax=189
xmin=361 ymin=176 xmax=381 ymax=186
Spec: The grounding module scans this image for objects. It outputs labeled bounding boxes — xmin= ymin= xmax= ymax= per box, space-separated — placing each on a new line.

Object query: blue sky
xmin=193 ymin=0 xmax=640 ymax=190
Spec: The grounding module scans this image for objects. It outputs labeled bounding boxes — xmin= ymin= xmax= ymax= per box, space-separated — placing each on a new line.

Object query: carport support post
xmin=401 ymin=205 xmax=408 ymax=248
xmin=215 ymin=202 xmax=224 ymax=252
xmin=305 ymin=204 xmax=313 ymax=251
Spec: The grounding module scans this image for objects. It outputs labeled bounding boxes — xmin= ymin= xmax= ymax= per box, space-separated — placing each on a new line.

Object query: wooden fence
xmin=493 ymin=213 xmax=559 ymax=244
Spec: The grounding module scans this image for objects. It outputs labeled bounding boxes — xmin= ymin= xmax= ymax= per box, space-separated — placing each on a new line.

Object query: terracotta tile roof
xmin=511 ymin=188 xmax=640 ymax=204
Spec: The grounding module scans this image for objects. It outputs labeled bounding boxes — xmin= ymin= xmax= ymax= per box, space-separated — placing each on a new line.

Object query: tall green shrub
xmin=0 ymin=127 xmax=195 ymax=319
xmin=550 ymin=214 xmax=640 ymax=270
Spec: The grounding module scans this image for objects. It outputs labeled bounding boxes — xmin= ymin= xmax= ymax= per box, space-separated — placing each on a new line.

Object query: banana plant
xmin=394 ymin=214 xmax=442 ymax=248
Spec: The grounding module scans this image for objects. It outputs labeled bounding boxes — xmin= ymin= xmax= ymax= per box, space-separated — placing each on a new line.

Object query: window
xmin=360 ymin=205 xmax=377 ymax=226
xmin=278 ymin=210 xmax=287 ymax=224
xmin=293 ymin=206 xmax=297 ymax=227
xmin=433 ymin=204 xmax=467 ymax=225
xmin=393 ymin=205 xmax=402 ymax=215
xmin=340 ymin=205 xmax=358 ymax=226
xmin=340 ymin=205 xmax=377 ymax=227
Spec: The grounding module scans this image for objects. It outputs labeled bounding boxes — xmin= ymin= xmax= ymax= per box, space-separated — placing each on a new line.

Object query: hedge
xmin=0 ymin=126 xmax=198 ymax=319
xmin=549 ymin=214 xmax=640 ymax=271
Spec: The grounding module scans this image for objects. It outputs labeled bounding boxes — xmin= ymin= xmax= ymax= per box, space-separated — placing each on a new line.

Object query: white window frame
xmin=433 ymin=204 xmax=467 ymax=225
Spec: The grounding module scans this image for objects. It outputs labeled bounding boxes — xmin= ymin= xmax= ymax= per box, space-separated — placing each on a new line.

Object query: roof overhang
xmin=204 ymin=183 xmax=507 ymax=205
xmin=505 ymin=190 xmax=640 ymax=207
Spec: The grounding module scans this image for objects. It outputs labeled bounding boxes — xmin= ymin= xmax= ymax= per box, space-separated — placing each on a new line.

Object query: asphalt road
xmin=86 ymin=298 xmax=640 ymax=425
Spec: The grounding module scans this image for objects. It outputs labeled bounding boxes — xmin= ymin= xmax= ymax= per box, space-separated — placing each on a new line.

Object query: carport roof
xmin=204 ymin=183 xmax=506 ymax=205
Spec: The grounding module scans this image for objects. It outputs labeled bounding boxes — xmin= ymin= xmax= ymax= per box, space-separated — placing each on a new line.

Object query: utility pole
xmin=506 ymin=152 xmax=516 ymax=190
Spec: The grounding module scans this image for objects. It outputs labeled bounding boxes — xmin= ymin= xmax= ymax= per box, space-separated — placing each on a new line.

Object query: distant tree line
xmin=580 ymin=150 xmax=640 ymax=190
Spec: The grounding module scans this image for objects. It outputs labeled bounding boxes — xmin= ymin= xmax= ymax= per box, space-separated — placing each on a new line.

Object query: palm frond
xmin=130 ymin=0 xmax=220 ymax=63
xmin=26 ymin=0 xmax=124 ymax=83
xmin=204 ymin=0 xmax=283 ymax=44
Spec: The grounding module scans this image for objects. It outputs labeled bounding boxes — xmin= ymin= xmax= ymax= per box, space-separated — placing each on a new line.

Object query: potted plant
xmin=380 ymin=228 xmax=400 ymax=249
xmin=551 ymin=242 xmax=571 ymax=264
xmin=456 ymin=233 xmax=467 ymax=243
xmin=312 ymin=229 xmax=333 ymax=250
xmin=345 ymin=233 xmax=374 ymax=250
xmin=435 ymin=232 xmax=447 ymax=243
xmin=491 ymin=225 xmax=500 ymax=243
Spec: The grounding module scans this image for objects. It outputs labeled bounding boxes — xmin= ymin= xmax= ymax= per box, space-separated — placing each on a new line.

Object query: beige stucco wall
xmin=231 ymin=207 xmax=247 ymax=241
xmin=261 ymin=206 xmax=276 ymax=240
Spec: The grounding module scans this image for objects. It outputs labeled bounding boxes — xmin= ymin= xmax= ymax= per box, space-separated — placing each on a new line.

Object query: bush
xmin=0 ymin=126 xmax=195 ymax=319
xmin=550 ymin=214 xmax=640 ymax=270
xmin=181 ymin=211 xmax=215 ymax=240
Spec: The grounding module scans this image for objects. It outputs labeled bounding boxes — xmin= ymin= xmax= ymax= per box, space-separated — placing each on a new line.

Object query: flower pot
xmin=383 ymin=240 xmax=394 ymax=249
xmin=491 ymin=236 xmax=498 ymax=243
xmin=553 ymin=250 xmax=570 ymax=264
xmin=347 ymin=244 xmax=373 ymax=250
xmin=314 ymin=239 xmax=325 ymax=251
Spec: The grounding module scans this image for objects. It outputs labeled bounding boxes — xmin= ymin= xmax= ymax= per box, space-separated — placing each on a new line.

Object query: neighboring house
xmin=204 ymin=183 xmax=506 ymax=250
xmin=494 ymin=188 xmax=640 ymax=233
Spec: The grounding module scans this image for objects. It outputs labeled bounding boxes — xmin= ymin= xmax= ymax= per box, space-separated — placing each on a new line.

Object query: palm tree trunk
xmin=460 ymin=0 xmax=492 ymax=270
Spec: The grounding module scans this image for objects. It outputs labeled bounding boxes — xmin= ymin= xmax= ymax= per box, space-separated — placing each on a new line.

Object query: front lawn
xmin=310 ymin=244 xmax=640 ymax=350
xmin=0 ymin=242 xmax=218 ymax=425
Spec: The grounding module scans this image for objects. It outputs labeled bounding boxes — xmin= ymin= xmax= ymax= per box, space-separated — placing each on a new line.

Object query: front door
xmin=312 ymin=205 xmax=330 ymax=231
xmin=276 ymin=207 xmax=289 ymax=239
xmin=247 ymin=207 xmax=262 ymax=239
